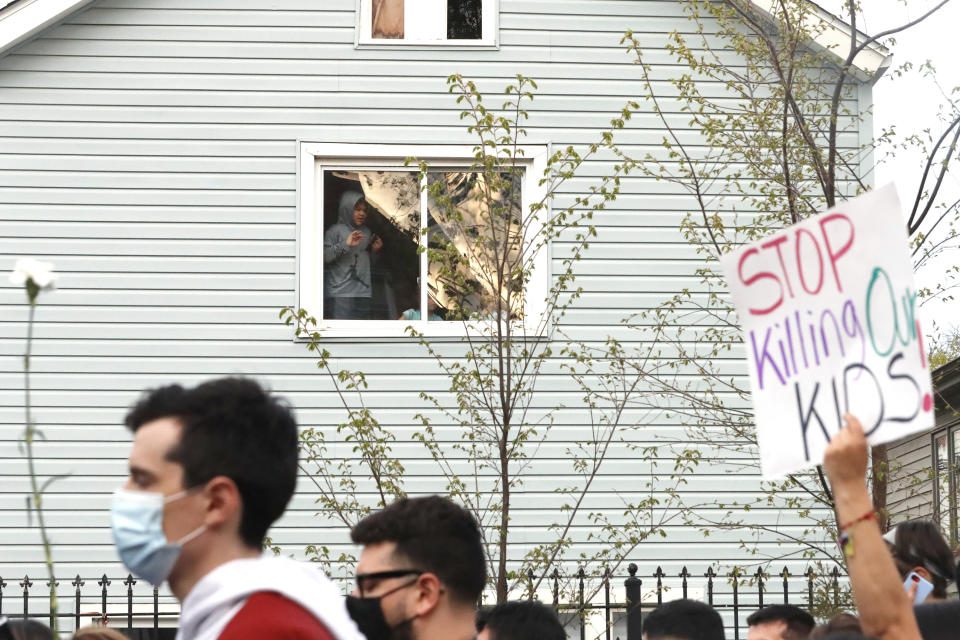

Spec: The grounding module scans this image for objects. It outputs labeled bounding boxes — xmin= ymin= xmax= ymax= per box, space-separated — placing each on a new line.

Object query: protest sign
xmin=720 ymin=184 xmax=933 ymax=479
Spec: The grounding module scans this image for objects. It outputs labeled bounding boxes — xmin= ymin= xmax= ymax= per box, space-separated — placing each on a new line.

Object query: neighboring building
xmin=887 ymin=357 xmax=960 ymax=544
xmin=0 ymin=0 xmax=888 ymax=632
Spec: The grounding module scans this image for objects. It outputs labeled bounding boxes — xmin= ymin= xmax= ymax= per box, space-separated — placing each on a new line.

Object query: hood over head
xmin=338 ymin=191 xmax=366 ymax=227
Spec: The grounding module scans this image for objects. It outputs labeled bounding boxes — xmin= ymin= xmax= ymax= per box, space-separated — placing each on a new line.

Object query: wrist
xmin=834 ymin=488 xmax=873 ymax=521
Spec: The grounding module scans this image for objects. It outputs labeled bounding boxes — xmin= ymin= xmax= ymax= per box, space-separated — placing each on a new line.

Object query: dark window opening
xmin=447 ymin=0 xmax=482 ymax=39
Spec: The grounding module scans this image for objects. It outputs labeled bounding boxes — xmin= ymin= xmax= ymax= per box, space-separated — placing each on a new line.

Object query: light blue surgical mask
xmin=110 ymin=487 xmax=207 ymax=586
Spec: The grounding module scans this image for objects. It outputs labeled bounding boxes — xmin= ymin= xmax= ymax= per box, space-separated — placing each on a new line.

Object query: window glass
xmin=448 ymin=0 xmax=483 ymax=39
xmin=934 ymin=432 xmax=952 ymax=540
xmin=368 ymin=0 xmax=486 ymax=42
xmin=426 ymin=171 xmax=523 ymax=321
xmin=372 ymin=0 xmax=404 ymax=39
xmin=322 ymin=170 xmax=420 ymax=320
xmin=951 ymin=430 xmax=960 ymax=544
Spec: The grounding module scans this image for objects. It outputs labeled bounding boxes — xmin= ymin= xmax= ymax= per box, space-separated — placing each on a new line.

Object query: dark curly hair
xmin=124 ymin=377 xmax=299 ymax=548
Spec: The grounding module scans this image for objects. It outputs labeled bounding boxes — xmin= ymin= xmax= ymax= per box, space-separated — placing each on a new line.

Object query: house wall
xmin=0 ymin=0 xmax=867 ymax=601
xmin=887 ymin=432 xmax=935 ymax=524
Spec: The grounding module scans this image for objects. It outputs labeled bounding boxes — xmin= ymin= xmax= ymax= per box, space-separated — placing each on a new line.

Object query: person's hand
xmin=346 ymin=230 xmax=363 ymax=247
xmin=823 ymin=413 xmax=869 ymax=487
xmin=371 ymin=236 xmax=383 ymax=252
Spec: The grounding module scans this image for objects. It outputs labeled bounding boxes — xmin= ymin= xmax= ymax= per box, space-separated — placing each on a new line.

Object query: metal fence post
xmin=679 ymin=567 xmax=690 ymax=600
xmin=625 ymin=563 xmax=642 ymax=640
xmin=98 ymin=575 xmax=110 ymax=625
xmin=653 ymin=566 xmax=664 ymax=606
xmin=21 ymin=576 xmax=32 ymax=619
xmin=805 ymin=567 xmax=815 ymax=614
xmin=125 ymin=574 xmax=136 ymax=632
xmin=603 ymin=567 xmax=611 ymax=640
xmin=731 ymin=568 xmax=741 ymax=640
xmin=705 ymin=567 xmax=715 ymax=607
xmin=0 ymin=576 xmax=6 ymax=617
xmin=780 ymin=567 xmax=790 ymax=604
xmin=551 ymin=569 xmax=559 ymax=614
xmin=72 ymin=575 xmax=84 ymax=630
xmin=755 ymin=567 xmax=765 ymax=610
xmin=154 ymin=585 xmax=160 ymax=631
xmin=577 ymin=568 xmax=585 ymax=640
xmin=46 ymin=579 xmax=58 ymax=629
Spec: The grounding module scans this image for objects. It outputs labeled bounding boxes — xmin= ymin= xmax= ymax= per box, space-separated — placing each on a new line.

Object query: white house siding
xmin=0 ymin=0 xmax=869 ymax=619
xmin=886 ymin=432 xmax=934 ymax=524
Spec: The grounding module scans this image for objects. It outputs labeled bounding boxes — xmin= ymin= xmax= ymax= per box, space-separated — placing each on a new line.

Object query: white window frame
xmin=296 ymin=142 xmax=550 ymax=338
xmin=355 ymin=0 xmax=499 ymax=49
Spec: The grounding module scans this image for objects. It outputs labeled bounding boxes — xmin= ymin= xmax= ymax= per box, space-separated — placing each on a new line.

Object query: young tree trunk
xmin=497 ymin=435 xmax=510 ymax=603
xmin=871 ymin=444 xmax=890 ymax=532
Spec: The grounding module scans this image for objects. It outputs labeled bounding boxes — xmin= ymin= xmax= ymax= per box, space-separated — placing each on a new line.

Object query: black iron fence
xmin=0 ymin=564 xmax=847 ymax=639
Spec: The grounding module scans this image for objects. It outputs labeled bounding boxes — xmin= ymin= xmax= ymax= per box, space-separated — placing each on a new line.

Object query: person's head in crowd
xmin=3 ymin=620 xmax=53 ymax=640
xmin=72 ymin=627 xmax=129 ymax=640
xmin=349 ymin=495 xmax=486 ymax=640
xmin=883 ymin=520 xmax=955 ymax=600
xmin=746 ymin=604 xmax=815 ymax=640
xmin=810 ymin=613 xmax=861 ymax=639
xmin=475 ymin=600 xmax=565 ymax=640
xmin=914 ymin=600 xmax=960 ymax=640
xmin=116 ymin=377 xmax=299 ymax=600
xmin=642 ymin=598 xmax=725 ymax=640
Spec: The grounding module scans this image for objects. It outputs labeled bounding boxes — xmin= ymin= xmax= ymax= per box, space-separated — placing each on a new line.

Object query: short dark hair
xmin=5 ymin=620 xmax=53 ymax=640
xmin=350 ymin=495 xmax=486 ymax=605
xmin=810 ymin=613 xmax=861 ymax=639
xmin=747 ymin=604 xmax=815 ymax=640
xmin=643 ymin=599 xmax=725 ymax=640
xmin=476 ymin=601 xmax=564 ymax=640
xmin=888 ymin=520 xmax=956 ymax=598
xmin=124 ymin=377 xmax=299 ymax=548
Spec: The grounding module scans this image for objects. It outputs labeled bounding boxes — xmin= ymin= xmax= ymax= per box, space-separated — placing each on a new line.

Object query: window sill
xmin=354 ymin=39 xmax=498 ymax=50
xmin=291 ymin=320 xmax=549 ymax=342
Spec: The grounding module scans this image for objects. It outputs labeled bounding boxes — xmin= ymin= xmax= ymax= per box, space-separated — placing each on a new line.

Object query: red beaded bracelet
xmin=839 ymin=510 xmax=877 ymax=532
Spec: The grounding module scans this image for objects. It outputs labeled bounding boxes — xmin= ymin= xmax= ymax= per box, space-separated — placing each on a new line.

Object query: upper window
xmin=297 ymin=143 xmax=548 ymax=337
xmin=357 ymin=0 xmax=497 ymax=47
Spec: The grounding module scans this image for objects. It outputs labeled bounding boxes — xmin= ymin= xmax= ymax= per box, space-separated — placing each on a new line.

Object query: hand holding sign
xmin=720 ymin=184 xmax=933 ymax=478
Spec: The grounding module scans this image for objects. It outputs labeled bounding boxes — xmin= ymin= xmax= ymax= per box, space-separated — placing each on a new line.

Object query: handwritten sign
xmin=720 ymin=184 xmax=933 ymax=478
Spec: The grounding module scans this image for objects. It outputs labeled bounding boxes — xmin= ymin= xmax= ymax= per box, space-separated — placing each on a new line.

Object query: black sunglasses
xmin=355 ymin=569 xmax=424 ymax=596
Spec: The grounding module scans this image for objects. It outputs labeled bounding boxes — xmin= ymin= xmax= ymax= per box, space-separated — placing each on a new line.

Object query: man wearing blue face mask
xmin=112 ymin=377 xmax=364 ymax=640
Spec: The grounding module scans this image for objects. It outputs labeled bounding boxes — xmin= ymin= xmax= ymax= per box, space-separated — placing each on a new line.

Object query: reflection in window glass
xmin=372 ymin=0 xmax=404 ymax=39
xmin=935 ymin=433 xmax=952 ymax=540
xmin=448 ymin=0 xmax=482 ymax=39
xmin=952 ymin=432 xmax=960 ymax=544
xmin=322 ymin=170 xmax=419 ymax=320
xmin=426 ymin=171 xmax=523 ymax=321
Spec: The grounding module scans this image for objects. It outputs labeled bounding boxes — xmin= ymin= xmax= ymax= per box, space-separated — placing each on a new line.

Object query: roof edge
xmin=0 ymin=0 xmax=895 ymax=77
xmin=746 ymin=0 xmax=892 ymax=81
xmin=0 ymin=0 xmax=96 ymax=58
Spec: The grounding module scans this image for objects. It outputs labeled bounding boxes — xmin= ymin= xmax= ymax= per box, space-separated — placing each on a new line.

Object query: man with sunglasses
xmin=115 ymin=378 xmax=363 ymax=640
xmin=347 ymin=496 xmax=485 ymax=640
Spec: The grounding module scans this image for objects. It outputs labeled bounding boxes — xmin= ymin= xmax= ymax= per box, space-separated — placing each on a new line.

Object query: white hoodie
xmin=176 ymin=555 xmax=365 ymax=640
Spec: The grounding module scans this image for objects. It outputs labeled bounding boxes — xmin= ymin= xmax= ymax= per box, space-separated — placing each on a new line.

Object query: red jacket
xmin=217 ymin=591 xmax=336 ymax=640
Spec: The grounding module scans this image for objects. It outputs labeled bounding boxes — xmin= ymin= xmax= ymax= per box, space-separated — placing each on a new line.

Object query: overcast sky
xmin=818 ymin=0 xmax=960 ymax=341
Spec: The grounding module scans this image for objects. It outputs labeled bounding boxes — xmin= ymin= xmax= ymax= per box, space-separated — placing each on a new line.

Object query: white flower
xmin=9 ymin=258 xmax=57 ymax=290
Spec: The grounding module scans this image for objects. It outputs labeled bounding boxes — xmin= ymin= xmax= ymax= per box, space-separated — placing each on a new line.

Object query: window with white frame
xmin=357 ymin=0 xmax=497 ymax=47
xmin=297 ymin=143 xmax=548 ymax=336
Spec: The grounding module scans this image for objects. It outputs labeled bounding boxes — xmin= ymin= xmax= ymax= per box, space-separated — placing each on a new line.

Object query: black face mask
xmin=346 ymin=594 xmax=417 ymax=640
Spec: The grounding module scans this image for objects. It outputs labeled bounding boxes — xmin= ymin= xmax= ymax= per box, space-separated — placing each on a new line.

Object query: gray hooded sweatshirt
xmin=323 ymin=190 xmax=373 ymax=298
